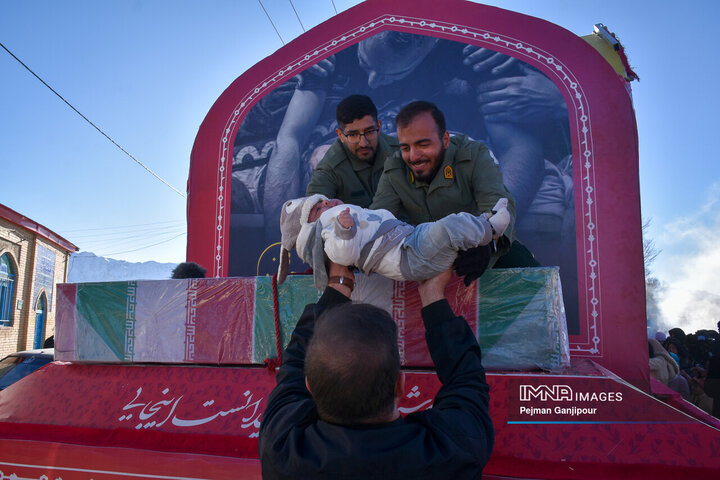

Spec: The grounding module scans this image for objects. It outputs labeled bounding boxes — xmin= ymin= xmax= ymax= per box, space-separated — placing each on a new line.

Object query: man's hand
xmin=475 ymin=64 xmax=567 ymax=123
xmin=454 ymin=244 xmax=492 ymax=286
xmin=417 ymin=269 xmax=454 ymax=307
xmin=294 ymin=56 xmax=336 ymax=88
xmin=303 ymin=56 xmax=336 ymax=78
xmin=463 ymin=45 xmax=518 ymax=76
xmin=337 ymin=207 xmax=354 ymax=229
xmin=327 ymin=261 xmax=355 ymax=298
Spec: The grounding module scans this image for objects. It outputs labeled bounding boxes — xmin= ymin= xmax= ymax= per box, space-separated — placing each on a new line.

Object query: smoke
xmin=676 ymin=290 xmax=720 ymax=330
xmin=648 ymin=279 xmax=720 ymax=336
xmin=645 ymin=277 xmax=670 ymax=335
xmin=649 ymin=183 xmax=720 ymax=335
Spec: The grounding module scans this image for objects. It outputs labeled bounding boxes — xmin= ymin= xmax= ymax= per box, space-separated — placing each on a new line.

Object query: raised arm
xmin=416 ymin=269 xmax=494 ymax=464
xmin=263 ymin=82 xmax=328 ymax=239
xmin=485 ymin=122 xmax=543 ymax=216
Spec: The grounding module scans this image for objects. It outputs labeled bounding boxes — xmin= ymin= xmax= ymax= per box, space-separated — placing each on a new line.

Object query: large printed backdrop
xmin=188 ymin=0 xmax=646 ymax=386
xmin=229 ymin=31 xmax=578 ymax=331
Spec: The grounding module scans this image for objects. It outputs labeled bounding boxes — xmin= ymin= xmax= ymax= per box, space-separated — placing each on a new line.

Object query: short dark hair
xmin=336 ymin=95 xmax=378 ymax=129
xmin=171 ymin=262 xmax=207 ymax=279
xmin=305 ymin=303 xmax=400 ymax=424
xmin=669 ymin=327 xmax=686 ymax=342
xmin=395 ymin=100 xmax=446 ymax=138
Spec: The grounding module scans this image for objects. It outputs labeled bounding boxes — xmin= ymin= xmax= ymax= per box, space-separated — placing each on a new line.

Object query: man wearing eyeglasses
xmin=306 ymin=95 xmax=398 ymax=208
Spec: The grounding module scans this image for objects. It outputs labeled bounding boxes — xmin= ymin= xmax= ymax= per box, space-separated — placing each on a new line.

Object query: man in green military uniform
xmin=306 ymin=95 xmax=397 ymax=207
xmin=371 ymin=100 xmax=538 ymax=284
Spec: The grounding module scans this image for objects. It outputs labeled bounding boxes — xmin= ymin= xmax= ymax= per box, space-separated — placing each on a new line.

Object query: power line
xmin=100 ymin=232 xmax=186 ymax=256
xmin=92 ymin=229 xmax=185 ymax=251
xmin=258 ymin=0 xmax=285 ymax=45
xmin=63 ymin=219 xmax=186 ymax=253
xmin=70 ymin=223 xmax=185 ymax=242
xmin=331 ymin=0 xmax=338 ymax=15
xmin=71 ymin=225 xmax=186 ymax=243
xmin=0 ymin=41 xmax=186 ymax=199
xmin=59 ymin=219 xmax=185 ymax=234
xmin=288 ymin=0 xmax=306 ymax=32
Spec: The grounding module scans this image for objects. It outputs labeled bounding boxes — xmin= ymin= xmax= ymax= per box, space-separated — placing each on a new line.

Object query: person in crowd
xmin=650 ymin=325 xmax=720 ymax=416
xmin=668 ymin=370 xmax=691 ymax=401
xmin=704 ymin=354 xmax=720 ymax=419
xmin=171 ymin=262 xmax=207 ymax=279
xmin=259 ymin=264 xmax=494 ymax=479
xmin=663 ymin=338 xmax=682 ymax=366
xmin=668 ymin=327 xmax=686 ymax=344
xmin=648 ymin=338 xmax=679 ymax=386
xmin=689 ymin=376 xmax=714 ymax=414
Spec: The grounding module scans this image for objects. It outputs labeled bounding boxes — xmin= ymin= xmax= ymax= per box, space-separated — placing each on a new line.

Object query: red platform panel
xmin=2 ymin=361 xmax=719 ymax=478
xmin=0 ymin=439 xmax=260 ymax=480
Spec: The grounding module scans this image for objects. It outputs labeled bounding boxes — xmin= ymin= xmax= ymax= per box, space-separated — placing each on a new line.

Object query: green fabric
xmin=476 ymin=267 xmax=567 ymax=370
xmin=476 ymin=269 xmax=545 ymax=351
xmin=371 ymin=135 xmax=516 ymax=260
xmin=75 ymin=282 xmax=132 ymax=360
xmin=65 ymin=270 xmax=566 ymax=370
xmin=306 ymin=133 xmax=397 ymax=207
xmin=253 ymin=275 xmax=320 ymax=363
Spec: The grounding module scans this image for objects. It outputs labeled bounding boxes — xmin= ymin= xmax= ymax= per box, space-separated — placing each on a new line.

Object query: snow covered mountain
xmin=67 ymin=252 xmax=178 ymax=283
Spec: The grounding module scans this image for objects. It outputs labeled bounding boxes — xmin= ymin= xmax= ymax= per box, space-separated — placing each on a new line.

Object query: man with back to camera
xmin=305 ymin=94 xmax=397 ymax=207
xmin=371 ymin=100 xmax=540 ymax=284
xmin=258 ymin=262 xmax=494 ymax=479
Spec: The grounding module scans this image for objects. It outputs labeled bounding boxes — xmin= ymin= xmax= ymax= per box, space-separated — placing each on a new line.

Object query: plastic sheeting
xmin=56 ymin=278 xmax=256 ymax=363
xmin=56 ymin=268 xmax=569 ymax=371
xmin=476 ymin=268 xmax=570 ymax=370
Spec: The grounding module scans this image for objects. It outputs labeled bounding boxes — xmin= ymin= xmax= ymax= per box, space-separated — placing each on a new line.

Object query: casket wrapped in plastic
xmin=55 ymin=267 xmax=569 ymax=370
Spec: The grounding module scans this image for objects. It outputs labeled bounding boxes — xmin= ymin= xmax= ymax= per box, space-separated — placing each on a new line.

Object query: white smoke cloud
xmin=651 ymin=182 xmax=720 ymax=335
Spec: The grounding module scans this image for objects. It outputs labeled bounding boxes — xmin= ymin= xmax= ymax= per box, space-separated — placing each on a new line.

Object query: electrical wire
xmin=257 ymin=0 xmax=285 ymax=44
xmin=59 ymin=219 xmax=185 ymax=234
xmin=76 ymin=226 xmax=186 ymax=248
xmin=0 ymin=41 xmax=186 ymax=199
xmin=331 ymin=0 xmax=338 ymax=15
xmin=101 ymin=231 xmax=187 ymax=256
xmin=61 ymin=220 xmax=186 ymax=254
xmin=62 ymin=222 xmax=185 ymax=238
xmin=288 ymin=0 xmax=306 ymax=32
xmin=75 ymin=225 xmax=184 ymax=245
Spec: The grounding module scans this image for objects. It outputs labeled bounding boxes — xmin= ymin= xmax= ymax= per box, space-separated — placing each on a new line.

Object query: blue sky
xmin=2 ymin=0 xmax=719 ymax=333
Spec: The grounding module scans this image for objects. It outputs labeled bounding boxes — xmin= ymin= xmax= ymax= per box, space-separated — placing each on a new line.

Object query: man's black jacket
xmin=259 ymin=287 xmax=494 ymax=479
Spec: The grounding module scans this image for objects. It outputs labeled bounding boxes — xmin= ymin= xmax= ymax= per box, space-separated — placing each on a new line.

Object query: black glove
xmin=454 ymin=244 xmax=493 ymax=286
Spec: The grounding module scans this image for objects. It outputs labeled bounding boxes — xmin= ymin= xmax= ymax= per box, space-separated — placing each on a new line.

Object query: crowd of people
xmin=650 ymin=322 xmax=720 ymax=418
